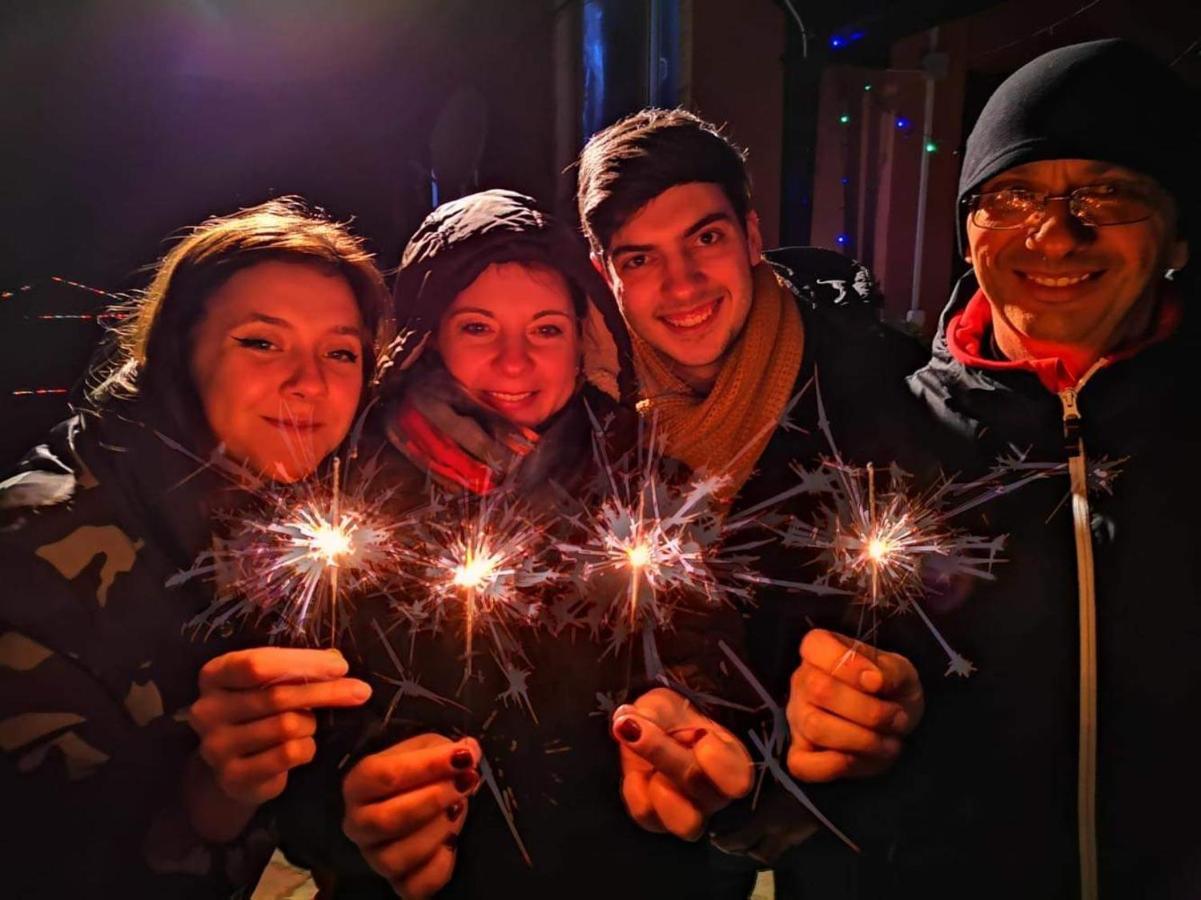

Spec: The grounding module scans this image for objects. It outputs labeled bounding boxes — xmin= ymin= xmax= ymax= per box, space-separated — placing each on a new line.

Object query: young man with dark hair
xmin=577 ymin=107 xmax=932 ymax=873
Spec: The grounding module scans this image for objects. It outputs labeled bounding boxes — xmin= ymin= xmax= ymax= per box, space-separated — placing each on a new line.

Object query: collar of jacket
xmin=70 ymin=397 xmax=255 ymax=568
xmin=945 ymin=286 xmax=1184 ymax=394
xmin=911 ymin=271 xmax=1199 ymax=449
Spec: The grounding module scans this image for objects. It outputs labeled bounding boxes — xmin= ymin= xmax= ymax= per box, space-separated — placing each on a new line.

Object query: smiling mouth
xmin=1018 ymin=271 xmax=1102 ymax=288
xmin=484 ymin=390 xmax=537 ymax=404
xmin=659 ymin=298 xmax=721 ymax=331
xmin=263 ymin=417 xmax=322 ymax=431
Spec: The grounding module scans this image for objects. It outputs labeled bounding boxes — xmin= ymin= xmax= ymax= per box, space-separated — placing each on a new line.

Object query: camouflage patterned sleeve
xmin=0 ymin=550 xmax=276 ymax=897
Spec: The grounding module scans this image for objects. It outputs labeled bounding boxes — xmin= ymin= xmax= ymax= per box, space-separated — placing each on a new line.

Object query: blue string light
xmin=836 ymin=233 xmax=850 ymax=246
xmin=896 ymin=116 xmax=910 ymax=129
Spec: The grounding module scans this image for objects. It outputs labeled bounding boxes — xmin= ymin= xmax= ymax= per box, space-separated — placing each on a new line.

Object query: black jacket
xmin=872 ymin=272 xmax=1201 ymax=899
xmin=706 ymin=250 xmax=936 ymax=878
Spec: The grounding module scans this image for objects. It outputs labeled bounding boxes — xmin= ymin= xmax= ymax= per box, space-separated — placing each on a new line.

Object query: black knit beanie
xmin=957 ymin=39 xmax=1200 ymax=252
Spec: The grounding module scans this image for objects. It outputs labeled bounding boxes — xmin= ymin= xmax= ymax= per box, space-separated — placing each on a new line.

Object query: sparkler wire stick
xmin=477 ymin=752 xmax=533 ymax=867
xmin=719 ymin=640 xmax=859 ymax=853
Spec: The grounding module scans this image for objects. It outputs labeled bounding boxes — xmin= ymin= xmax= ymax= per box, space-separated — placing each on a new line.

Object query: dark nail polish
xmin=454 ymin=770 xmax=479 ymax=793
xmin=446 ymin=801 xmax=464 ymax=822
xmin=444 ymin=832 xmax=459 ymax=850
xmin=450 ymin=748 xmax=473 ymax=770
xmin=615 ymin=717 xmax=642 ymax=743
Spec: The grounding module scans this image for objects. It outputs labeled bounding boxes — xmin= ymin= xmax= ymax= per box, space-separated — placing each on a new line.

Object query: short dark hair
xmin=577 ymin=108 xmax=751 ymax=255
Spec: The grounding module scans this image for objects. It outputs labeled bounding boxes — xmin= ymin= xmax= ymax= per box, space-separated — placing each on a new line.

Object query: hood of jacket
xmin=387 ymin=189 xmax=637 ymax=407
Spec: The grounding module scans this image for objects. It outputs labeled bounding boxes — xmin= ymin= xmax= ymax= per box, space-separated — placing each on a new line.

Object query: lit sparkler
xmin=388 ymin=490 xmax=556 ymax=710
xmin=770 ymin=378 xmax=1089 ymax=677
xmin=179 ymin=456 xmax=401 ymax=645
xmin=556 ymin=411 xmax=765 ymax=692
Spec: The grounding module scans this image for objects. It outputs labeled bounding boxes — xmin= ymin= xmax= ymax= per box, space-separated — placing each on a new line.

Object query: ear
xmin=591 ymin=250 xmax=616 ymax=289
xmin=745 ymin=210 xmax=764 ymax=266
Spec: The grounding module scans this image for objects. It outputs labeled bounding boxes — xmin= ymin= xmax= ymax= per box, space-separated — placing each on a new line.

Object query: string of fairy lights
xmin=830 ymin=73 xmax=947 ymax=254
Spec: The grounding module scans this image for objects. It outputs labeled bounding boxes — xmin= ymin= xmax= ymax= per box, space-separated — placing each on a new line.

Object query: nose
xmin=493 ymin=333 xmax=534 ymax=377
xmin=1026 ymin=198 xmax=1095 ymax=261
xmin=661 ymin=249 xmax=706 ymax=302
xmin=283 ymin=350 xmax=328 ymax=399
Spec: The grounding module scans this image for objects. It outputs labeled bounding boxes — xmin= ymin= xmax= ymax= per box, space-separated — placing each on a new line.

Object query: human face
xmin=966 ymin=159 xmax=1188 ymax=359
xmin=189 ymin=261 xmax=366 ymax=482
xmin=598 ymin=182 xmax=762 ymax=392
xmin=436 ymin=262 xmax=580 ymax=428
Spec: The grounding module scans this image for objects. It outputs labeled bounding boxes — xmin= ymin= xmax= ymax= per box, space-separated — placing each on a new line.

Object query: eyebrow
xmin=448 ymin=307 xmax=574 ymax=320
xmin=237 ymin=312 xmax=362 ymax=338
xmin=609 ymin=211 xmax=734 ymax=258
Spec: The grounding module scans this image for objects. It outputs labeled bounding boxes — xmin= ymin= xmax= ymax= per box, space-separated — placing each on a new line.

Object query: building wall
xmin=689 ymin=0 xmax=786 ymax=248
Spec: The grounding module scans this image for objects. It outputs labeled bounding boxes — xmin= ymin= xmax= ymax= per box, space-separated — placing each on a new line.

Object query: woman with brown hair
xmin=0 ymin=197 xmax=390 ymax=898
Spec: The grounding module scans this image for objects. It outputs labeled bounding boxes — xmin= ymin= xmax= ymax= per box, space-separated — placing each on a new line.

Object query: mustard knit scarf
xmin=632 ymin=263 xmax=805 ymax=497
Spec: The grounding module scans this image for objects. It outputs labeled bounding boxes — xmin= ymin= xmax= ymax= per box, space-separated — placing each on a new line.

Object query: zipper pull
xmin=1059 ymin=387 xmax=1082 ymax=457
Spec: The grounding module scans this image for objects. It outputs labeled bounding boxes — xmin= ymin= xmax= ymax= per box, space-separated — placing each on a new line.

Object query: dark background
xmin=2 ymin=0 xmax=1197 ymax=467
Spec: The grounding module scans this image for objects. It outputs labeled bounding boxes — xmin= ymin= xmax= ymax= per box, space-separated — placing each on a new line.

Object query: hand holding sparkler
xmin=611 ymin=687 xmax=754 ymax=842
xmin=186 ymin=647 xmax=372 ymax=840
xmin=786 ymin=629 xmax=923 ymax=782
xmin=342 ymin=735 xmax=482 ymax=900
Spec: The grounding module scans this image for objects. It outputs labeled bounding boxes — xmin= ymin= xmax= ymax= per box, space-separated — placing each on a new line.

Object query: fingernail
xmin=446 ymin=802 xmax=464 ymax=822
xmin=450 ymin=748 xmax=474 ymax=770
xmin=860 ymin=670 xmax=884 ymax=692
xmin=615 ymin=717 xmax=642 ymax=743
xmin=891 ymin=710 xmax=910 ymax=732
xmin=350 ymin=681 xmax=372 ymax=701
xmin=443 ymin=832 xmax=459 ymax=850
xmin=454 ymin=771 xmax=479 ymax=794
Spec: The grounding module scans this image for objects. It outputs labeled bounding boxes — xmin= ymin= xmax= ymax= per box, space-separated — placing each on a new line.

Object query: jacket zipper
xmin=1058 ymin=358 xmax=1106 ymax=900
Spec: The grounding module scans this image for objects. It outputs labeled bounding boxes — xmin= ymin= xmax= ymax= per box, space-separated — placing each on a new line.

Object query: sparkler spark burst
xmin=388 ymin=491 xmax=557 ymax=708
xmin=555 ymin=411 xmax=765 ymax=691
xmin=765 ymin=378 xmax=1115 ymax=678
xmin=179 ymin=457 xmax=401 ymax=645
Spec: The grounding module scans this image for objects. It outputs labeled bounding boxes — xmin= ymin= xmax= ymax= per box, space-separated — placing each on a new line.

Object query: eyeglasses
xmin=967 ymin=183 xmax=1160 ymax=230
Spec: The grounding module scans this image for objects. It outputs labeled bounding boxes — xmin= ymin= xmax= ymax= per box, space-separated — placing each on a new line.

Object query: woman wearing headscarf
xmin=262 ymin=190 xmax=754 ymax=899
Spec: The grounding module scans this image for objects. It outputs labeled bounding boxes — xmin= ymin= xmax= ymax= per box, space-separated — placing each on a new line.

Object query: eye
xmin=234 ymin=336 xmax=276 ymax=352
xmin=534 ymin=323 xmax=565 ymax=338
xmin=994 ymin=188 xmax=1037 ymax=209
xmin=620 ymin=254 xmax=648 ymax=272
xmin=328 ymin=348 xmax=360 ymax=363
xmin=697 ymin=228 xmax=724 ymax=246
xmin=460 ymin=321 xmax=493 ymax=336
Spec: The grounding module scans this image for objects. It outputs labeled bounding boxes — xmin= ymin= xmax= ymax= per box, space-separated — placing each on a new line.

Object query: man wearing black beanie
xmin=784 ymin=39 xmax=1201 ymax=900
